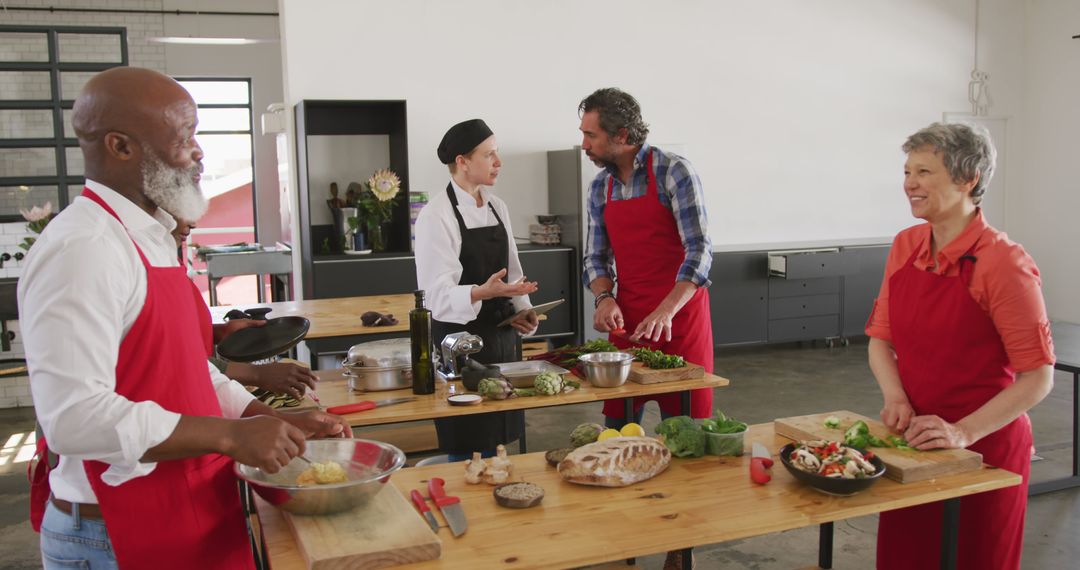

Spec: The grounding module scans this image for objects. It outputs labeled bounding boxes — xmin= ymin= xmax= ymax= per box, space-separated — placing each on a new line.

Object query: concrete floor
xmin=0 ymin=339 xmax=1076 ymax=569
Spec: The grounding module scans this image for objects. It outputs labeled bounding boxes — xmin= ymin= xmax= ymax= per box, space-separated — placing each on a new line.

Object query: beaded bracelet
xmin=594 ymin=291 xmax=615 ymax=309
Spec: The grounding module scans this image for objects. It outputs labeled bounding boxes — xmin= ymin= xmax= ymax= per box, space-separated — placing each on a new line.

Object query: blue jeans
xmin=40 ymin=500 xmax=117 ymax=569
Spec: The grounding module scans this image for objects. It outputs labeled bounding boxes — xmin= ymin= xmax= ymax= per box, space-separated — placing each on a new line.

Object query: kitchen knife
xmin=409 ymin=489 xmax=439 ymax=533
xmin=750 ymin=442 xmax=774 ymax=485
xmin=427 ymin=477 xmax=467 ymax=537
xmin=325 ymin=397 xmax=416 ymax=415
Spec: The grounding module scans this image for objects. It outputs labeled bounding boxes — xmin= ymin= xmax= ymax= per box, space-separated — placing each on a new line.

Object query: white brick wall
xmin=0 ymin=1 xmax=167 ymax=71
xmin=0 ymin=1 xmax=177 ymax=408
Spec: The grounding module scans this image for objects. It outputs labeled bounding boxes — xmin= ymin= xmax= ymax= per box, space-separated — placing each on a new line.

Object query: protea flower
xmin=367 ymin=169 xmax=401 ymax=202
xmin=20 ymin=202 xmax=52 ymax=223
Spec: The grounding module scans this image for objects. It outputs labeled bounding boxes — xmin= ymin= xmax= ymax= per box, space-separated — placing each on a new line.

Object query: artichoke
xmin=533 ymin=372 xmax=564 ymax=396
xmin=477 ymin=377 xmax=514 ymax=400
xmin=570 ymin=423 xmax=604 ymax=447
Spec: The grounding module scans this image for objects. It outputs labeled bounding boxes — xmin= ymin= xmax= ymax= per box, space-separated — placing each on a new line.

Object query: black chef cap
xmin=437 ymin=119 xmax=493 ymax=164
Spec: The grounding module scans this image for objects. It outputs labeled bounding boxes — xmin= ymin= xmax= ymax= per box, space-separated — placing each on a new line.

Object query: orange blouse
xmin=866 ymin=210 xmax=1055 ymax=372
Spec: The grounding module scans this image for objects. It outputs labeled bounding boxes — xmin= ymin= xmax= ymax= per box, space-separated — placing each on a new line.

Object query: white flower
xmin=367 ymin=169 xmax=401 ymax=202
xmin=20 ymin=202 xmax=52 ymax=223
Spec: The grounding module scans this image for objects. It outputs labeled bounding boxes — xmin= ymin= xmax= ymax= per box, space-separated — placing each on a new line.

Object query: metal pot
xmin=342 ymin=338 xmax=412 ymax=392
xmin=577 ymin=351 xmax=633 ymax=387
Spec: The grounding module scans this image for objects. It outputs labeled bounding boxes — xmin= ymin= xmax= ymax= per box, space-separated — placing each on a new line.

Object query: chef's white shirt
xmin=414 ymin=179 xmax=531 ymax=324
xmin=18 ymin=180 xmax=255 ymax=504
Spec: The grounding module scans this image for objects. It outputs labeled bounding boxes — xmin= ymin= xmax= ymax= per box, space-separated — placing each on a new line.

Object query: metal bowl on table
xmin=778 ymin=442 xmax=886 ymax=496
xmin=342 ymin=338 xmax=412 ymax=391
xmin=234 ymin=438 xmax=406 ymax=515
xmin=577 ymin=351 xmax=633 ymax=387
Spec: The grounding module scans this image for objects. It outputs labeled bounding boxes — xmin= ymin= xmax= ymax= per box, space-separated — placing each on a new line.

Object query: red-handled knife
xmin=409 ymin=489 xmax=439 ymax=533
xmin=325 ymin=397 xmax=415 ymax=415
xmin=427 ymin=477 xmax=467 ymax=537
xmin=750 ymin=442 xmax=773 ymax=485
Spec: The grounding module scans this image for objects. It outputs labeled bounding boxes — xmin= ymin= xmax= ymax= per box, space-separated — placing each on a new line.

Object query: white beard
xmin=141 ymin=146 xmax=208 ymax=221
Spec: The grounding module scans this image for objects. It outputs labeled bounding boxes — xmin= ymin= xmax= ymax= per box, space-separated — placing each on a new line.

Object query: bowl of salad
xmin=779 ymin=440 xmax=886 ymax=496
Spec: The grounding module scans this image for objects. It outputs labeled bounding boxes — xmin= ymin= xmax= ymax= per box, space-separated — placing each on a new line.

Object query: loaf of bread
xmin=557 ymin=437 xmax=671 ymax=487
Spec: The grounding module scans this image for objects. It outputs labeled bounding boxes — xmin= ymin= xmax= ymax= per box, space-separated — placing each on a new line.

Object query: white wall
xmin=279 ymin=0 xmax=1024 ymax=244
xmin=1013 ymin=0 xmax=1080 ymax=323
xmin=161 ymin=0 xmax=285 ymax=245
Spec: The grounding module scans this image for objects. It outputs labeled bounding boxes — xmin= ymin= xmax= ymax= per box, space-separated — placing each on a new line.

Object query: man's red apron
xmin=28 ymin=189 xmax=254 ymax=569
xmin=601 ymin=151 xmax=713 ymax=419
xmin=878 ymin=247 xmax=1030 ymax=570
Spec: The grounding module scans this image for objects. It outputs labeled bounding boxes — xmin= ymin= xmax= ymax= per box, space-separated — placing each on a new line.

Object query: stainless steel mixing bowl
xmin=577 ymin=351 xmax=633 ymax=387
xmin=234 ymin=438 xmax=406 ymax=515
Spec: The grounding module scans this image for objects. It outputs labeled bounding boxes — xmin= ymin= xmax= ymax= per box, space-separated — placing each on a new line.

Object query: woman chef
xmin=866 ymin=122 xmax=1054 ymax=570
xmin=414 ymin=119 xmax=539 ymax=461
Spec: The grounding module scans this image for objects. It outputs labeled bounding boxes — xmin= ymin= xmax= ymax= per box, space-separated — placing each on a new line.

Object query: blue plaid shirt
xmin=582 ymin=143 xmax=712 ymax=289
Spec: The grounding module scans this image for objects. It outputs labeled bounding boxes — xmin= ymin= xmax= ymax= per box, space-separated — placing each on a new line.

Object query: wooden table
xmin=313 ymin=369 xmax=728 ymax=426
xmin=210 ymin=294 xmax=413 ymax=366
xmin=256 ymin=423 xmax=1021 ymax=570
xmin=1031 ymin=321 xmax=1080 ymax=495
xmin=312 ymin=368 xmax=728 ymax=453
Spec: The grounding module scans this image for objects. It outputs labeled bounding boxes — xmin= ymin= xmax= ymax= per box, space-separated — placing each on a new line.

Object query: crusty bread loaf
xmin=557 ymin=437 xmax=671 ymax=487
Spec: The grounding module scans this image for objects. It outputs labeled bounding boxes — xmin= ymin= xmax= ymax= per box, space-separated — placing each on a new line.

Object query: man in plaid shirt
xmin=579 ymin=86 xmax=714 ymax=419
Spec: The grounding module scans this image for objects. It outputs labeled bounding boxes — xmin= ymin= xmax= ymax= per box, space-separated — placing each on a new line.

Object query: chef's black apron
xmin=431 ymin=184 xmax=523 ymax=454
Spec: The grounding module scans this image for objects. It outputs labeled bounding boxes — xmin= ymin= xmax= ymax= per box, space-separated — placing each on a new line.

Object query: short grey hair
xmin=578 ymin=88 xmax=650 ymax=145
xmin=902 ymin=122 xmax=997 ymax=205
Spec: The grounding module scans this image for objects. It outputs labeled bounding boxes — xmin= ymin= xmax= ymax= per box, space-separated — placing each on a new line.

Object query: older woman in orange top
xmin=866 ymin=122 xmax=1054 ymax=570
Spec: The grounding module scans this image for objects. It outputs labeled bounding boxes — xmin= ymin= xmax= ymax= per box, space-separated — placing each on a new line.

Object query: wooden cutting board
xmin=774 ymin=410 xmax=983 ymax=483
xmin=282 ymin=484 xmax=441 ymax=569
xmin=627 ymin=360 xmax=705 ymax=384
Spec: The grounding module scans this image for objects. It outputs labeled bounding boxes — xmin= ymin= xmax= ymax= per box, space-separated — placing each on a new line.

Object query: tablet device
xmin=497 ymin=299 xmax=565 ymax=327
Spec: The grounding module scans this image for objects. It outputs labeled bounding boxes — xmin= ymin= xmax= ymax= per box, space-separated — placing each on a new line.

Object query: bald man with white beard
xmin=18 ymin=67 xmax=351 ymax=570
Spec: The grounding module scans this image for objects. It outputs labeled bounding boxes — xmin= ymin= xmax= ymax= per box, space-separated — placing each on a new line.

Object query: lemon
xmin=620 ymin=422 xmax=645 ymax=437
xmin=597 ymin=428 xmax=622 ymax=442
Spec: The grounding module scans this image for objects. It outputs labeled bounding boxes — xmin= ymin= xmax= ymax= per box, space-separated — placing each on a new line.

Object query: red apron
xmin=877 ymin=247 xmax=1030 ymax=570
xmin=29 ymin=189 xmax=254 ymax=569
xmin=601 ymin=151 xmax=713 ymax=419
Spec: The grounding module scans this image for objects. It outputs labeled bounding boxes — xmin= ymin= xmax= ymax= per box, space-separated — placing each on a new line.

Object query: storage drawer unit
xmin=768 ymin=250 xmax=852 ymax=279
xmin=768 ymin=277 xmax=841 ymax=298
xmin=769 ymin=294 xmax=841 ymax=319
xmin=768 ymin=315 xmax=841 ymax=342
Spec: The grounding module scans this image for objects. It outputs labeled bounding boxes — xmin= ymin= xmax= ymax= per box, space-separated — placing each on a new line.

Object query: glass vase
xmin=368 ymin=222 xmax=388 ymax=252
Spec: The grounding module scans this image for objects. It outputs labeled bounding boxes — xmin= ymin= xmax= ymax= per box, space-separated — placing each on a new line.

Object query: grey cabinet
xmin=841 ymin=245 xmax=890 ymax=337
xmin=710 ymin=252 xmax=768 ymax=345
xmin=710 ymin=245 xmax=888 ymax=347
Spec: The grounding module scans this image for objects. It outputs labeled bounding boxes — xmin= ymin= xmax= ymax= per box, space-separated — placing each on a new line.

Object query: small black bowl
xmin=779 ymin=442 xmax=886 ymax=496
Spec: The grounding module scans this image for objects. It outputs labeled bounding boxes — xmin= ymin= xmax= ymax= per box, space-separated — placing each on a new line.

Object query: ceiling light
xmin=147 ymin=37 xmax=275 ymax=46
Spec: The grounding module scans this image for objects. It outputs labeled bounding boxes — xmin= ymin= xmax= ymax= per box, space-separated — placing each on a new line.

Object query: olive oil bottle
xmin=410 ymin=290 xmax=435 ymax=395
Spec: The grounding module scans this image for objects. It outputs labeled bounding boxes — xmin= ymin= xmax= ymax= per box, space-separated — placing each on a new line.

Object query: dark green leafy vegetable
xmin=654 ymin=416 xmax=706 ymax=458
xmin=629 ymin=347 xmax=686 ymax=369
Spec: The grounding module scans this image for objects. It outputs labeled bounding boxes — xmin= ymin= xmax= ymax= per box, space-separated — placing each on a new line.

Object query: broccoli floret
xmin=663 ymin=427 xmax=707 ymax=458
xmin=655 ymin=416 xmax=697 ymax=437
xmin=843 ymin=420 xmax=871 ymax=447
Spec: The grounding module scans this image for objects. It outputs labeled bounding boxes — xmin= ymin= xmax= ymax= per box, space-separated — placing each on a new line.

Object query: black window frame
xmin=0 ymin=24 xmax=128 ymax=223
xmin=174 ymin=76 xmax=258 ymax=239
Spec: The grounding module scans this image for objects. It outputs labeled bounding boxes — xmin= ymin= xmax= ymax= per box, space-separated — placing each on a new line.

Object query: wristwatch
xmin=594 ymin=291 xmax=615 ymax=309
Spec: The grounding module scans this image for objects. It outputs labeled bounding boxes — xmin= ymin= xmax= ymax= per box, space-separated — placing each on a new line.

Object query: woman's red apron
xmin=878 ymin=246 xmax=1030 ymax=570
xmin=28 ymin=189 xmax=254 ymax=569
xmin=601 ymin=151 xmax=713 ymax=419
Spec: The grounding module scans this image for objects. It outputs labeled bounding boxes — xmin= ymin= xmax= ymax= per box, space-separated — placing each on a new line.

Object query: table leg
xmin=940 ymin=498 xmax=960 ymax=570
xmin=209 ymin=277 xmax=220 ymax=306
xmin=1073 ymin=371 xmax=1079 ymax=479
xmin=818 ymin=522 xmax=833 ymax=569
xmin=681 ymin=391 xmax=691 ymax=416
xmin=680 ymin=547 xmax=692 ymax=568
xmin=624 ymin=398 xmax=634 ymax=423
xmin=256 ymin=273 xmax=265 ymax=303
xmin=1029 ymin=369 xmax=1080 ymax=495
xmin=519 ymin=411 xmax=528 ymax=454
